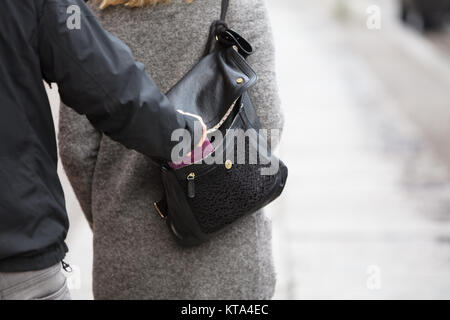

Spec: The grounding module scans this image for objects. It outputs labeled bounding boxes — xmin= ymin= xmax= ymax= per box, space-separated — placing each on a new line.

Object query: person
xmin=59 ymin=0 xmax=284 ymax=299
xmin=0 ymin=0 xmax=204 ymax=300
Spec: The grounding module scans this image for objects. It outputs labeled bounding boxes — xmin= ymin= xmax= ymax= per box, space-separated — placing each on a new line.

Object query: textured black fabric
xmin=181 ymin=164 xmax=281 ymax=234
xmin=0 ymin=0 xmax=194 ymax=271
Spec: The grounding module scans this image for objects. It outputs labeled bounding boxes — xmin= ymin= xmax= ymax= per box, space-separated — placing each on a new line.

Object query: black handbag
xmin=153 ymin=0 xmax=288 ymax=246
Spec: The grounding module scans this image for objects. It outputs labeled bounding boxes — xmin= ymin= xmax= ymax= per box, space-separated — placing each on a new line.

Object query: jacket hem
xmin=0 ymin=242 xmax=68 ymax=272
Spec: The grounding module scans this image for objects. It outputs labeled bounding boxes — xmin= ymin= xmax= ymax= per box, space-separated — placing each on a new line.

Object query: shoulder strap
xmin=220 ymin=0 xmax=229 ymax=21
xmin=202 ymin=0 xmax=230 ymax=57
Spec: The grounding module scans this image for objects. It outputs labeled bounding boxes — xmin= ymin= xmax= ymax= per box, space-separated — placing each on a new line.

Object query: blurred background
xmin=46 ymin=0 xmax=450 ymax=299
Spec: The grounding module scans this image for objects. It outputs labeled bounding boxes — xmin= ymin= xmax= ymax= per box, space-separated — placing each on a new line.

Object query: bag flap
xmin=165 ymin=45 xmax=257 ymax=129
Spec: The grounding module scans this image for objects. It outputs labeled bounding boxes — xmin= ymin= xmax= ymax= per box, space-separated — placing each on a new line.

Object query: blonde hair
xmin=98 ymin=0 xmax=193 ymax=10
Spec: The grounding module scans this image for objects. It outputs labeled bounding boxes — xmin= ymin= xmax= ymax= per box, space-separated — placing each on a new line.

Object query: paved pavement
xmin=46 ymin=0 xmax=450 ymax=299
xmin=266 ymin=0 xmax=450 ymax=299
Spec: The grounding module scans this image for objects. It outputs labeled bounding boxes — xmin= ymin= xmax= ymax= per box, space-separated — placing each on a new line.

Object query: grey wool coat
xmin=59 ymin=0 xmax=283 ymax=299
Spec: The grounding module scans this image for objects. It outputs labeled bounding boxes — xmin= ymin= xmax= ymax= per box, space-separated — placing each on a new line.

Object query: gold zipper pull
xmin=187 ymin=172 xmax=195 ymax=198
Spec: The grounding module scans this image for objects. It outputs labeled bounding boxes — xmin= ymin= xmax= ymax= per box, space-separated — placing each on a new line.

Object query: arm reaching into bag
xmin=38 ymin=0 xmax=204 ymax=161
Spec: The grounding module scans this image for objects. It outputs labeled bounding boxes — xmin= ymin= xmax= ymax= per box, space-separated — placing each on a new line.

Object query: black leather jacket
xmin=0 ymin=0 xmax=197 ymax=271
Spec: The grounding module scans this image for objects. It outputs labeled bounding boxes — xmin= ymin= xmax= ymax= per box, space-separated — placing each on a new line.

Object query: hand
xmin=176 ymin=109 xmax=207 ymax=151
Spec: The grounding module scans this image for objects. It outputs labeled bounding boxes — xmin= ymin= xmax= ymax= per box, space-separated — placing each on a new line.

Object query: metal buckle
xmin=153 ymin=201 xmax=167 ymax=219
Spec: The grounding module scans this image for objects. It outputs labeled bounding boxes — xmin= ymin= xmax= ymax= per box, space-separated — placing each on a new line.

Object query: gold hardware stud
xmin=225 ymin=160 xmax=233 ymax=170
xmin=236 ymin=77 xmax=244 ymax=84
xmin=232 ymin=45 xmax=238 ymax=52
xmin=215 ymin=35 xmax=219 ymax=41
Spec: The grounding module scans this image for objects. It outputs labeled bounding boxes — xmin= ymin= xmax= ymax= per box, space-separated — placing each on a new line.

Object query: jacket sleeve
xmin=37 ymin=0 xmax=199 ymax=161
xmin=58 ymin=103 xmax=102 ymax=229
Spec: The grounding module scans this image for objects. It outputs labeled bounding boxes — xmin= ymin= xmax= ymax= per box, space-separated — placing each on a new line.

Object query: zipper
xmin=61 ymin=260 xmax=72 ymax=273
xmin=206 ymin=99 xmax=239 ymax=134
xmin=187 ymin=172 xmax=196 ymax=198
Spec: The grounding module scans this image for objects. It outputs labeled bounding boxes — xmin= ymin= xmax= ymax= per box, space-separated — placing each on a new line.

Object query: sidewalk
xmin=266 ymin=0 xmax=450 ymax=299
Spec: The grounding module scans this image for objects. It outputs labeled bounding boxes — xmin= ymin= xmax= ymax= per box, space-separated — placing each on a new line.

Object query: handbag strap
xmin=202 ymin=0 xmax=230 ymax=57
xmin=219 ymin=0 xmax=230 ymax=21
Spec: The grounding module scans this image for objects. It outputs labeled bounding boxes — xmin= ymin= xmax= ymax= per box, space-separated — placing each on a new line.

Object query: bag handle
xmin=202 ymin=0 xmax=230 ymax=57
